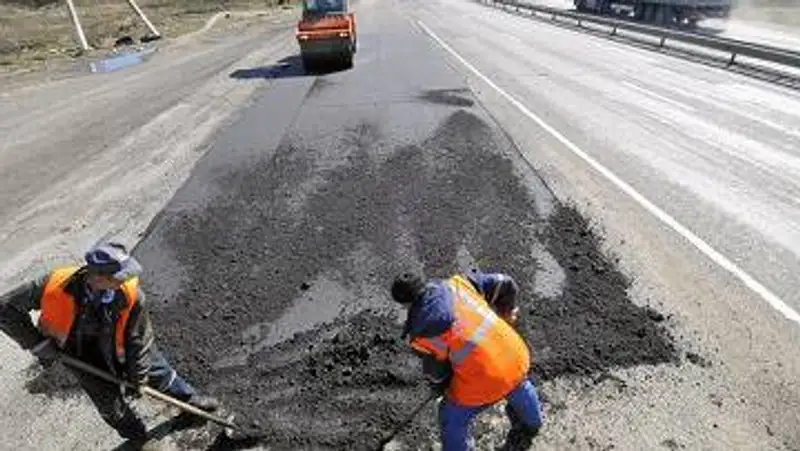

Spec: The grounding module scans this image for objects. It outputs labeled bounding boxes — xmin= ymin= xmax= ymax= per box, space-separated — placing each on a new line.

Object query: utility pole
xmin=65 ymin=0 xmax=90 ymax=50
xmin=125 ymin=0 xmax=162 ymax=38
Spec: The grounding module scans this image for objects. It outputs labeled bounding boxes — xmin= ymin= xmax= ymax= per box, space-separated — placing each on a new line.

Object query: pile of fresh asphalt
xmin=123 ymin=106 xmax=679 ymax=449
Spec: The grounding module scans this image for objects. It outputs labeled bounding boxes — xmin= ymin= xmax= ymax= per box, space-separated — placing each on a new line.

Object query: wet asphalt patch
xmin=116 ymin=104 xmax=678 ymax=449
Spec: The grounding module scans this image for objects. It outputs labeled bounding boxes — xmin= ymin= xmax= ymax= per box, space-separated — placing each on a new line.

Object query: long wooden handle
xmin=140 ymin=386 xmax=237 ymax=429
xmin=58 ymin=353 xmax=237 ymax=430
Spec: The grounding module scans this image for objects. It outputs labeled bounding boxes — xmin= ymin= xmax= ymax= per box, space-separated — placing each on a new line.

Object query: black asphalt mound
xmin=121 ymin=108 xmax=678 ymax=449
xmin=209 ymin=309 xmax=430 ymax=450
xmin=525 ymin=204 xmax=679 ymax=380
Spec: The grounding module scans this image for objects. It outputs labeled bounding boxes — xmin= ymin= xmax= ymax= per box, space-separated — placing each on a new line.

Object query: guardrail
xmin=480 ymin=0 xmax=800 ymax=72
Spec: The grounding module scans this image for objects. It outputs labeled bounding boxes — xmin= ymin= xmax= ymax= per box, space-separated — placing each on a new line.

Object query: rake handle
xmin=58 ymin=353 xmax=238 ymax=430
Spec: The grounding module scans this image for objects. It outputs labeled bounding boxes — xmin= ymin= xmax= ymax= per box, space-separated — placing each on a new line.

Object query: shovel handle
xmin=382 ymin=390 xmax=440 ymax=446
xmin=140 ymin=386 xmax=238 ymax=429
xmin=58 ymin=353 xmax=238 ymax=430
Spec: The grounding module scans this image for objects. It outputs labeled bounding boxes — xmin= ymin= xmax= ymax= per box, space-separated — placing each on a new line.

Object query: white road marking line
xmin=416 ymin=19 xmax=800 ymax=327
xmin=621 ymin=81 xmax=696 ymax=112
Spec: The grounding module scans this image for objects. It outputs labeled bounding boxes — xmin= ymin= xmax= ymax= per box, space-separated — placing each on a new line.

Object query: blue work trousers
xmin=439 ymin=377 xmax=543 ymax=451
xmin=146 ymin=345 xmax=197 ymax=400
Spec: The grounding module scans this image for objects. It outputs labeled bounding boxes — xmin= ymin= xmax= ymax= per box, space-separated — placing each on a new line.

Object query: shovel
xmin=58 ymin=353 xmax=268 ymax=441
xmin=376 ymin=389 xmax=441 ymax=450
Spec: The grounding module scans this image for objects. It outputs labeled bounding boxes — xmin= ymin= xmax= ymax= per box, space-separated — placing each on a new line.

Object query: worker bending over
xmin=0 ymin=243 xmax=219 ymax=449
xmin=391 ymin=268 xmax=543 ymax=451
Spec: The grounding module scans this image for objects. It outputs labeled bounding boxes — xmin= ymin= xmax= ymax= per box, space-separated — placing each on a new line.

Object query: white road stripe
xmin=621 ymin=81 xmax=696 ymax=112
xmin=416 ymin=19 xmax=800 ymax=327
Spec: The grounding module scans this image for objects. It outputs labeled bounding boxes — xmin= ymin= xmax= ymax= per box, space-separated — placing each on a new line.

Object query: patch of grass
xmin=0 ymin=0 xmax=296 ymax=70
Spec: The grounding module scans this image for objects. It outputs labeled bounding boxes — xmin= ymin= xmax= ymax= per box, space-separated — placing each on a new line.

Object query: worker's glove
xmin=123 ymin=385 xmax=143 ymax=400
xmin=31 ymin=339 xmax=59 ymax=368
xmin=123 ymin=378 xmax=146 ymax=400
xmin=430 ymin=379 xmax=448 ymax=395
xmin=425 ymin=373 xmax=449 ymax=396
xmin=501 ymin=306 xmax=520 ymax=325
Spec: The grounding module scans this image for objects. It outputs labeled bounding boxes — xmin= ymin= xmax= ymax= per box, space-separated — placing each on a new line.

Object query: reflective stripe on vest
xmin=448 ymin=283 xmax=497 ymax=366
xmin=38 ymin=266 xmax=139 ymax=361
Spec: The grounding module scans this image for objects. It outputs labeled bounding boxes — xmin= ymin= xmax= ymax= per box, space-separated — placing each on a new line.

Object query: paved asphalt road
xmin=425 ymin=0 xmax=800 ymax=316
xmin=0 ymin=0 xmax=799 ymax=450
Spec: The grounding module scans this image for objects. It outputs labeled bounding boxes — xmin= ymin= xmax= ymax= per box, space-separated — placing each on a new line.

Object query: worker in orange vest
xmin=391 ymin=269 xmax=543 ymax=451
xmin=0 ymin=242 xmax=219 ymax=450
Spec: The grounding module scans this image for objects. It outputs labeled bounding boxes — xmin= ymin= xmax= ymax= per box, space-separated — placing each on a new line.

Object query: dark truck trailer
xmin=574 ymin=0 xmax=732 ymax=28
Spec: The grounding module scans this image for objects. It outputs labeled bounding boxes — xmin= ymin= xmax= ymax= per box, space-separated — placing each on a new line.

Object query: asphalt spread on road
xmin=22 ymin=14 xmax=678 ymax=451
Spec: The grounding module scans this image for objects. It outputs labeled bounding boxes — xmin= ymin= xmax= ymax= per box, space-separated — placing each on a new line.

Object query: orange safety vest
xmin=409 ymin=274 xmax=531 ymax=407
xmin=37 ymin=266 xmax=139 ymax=362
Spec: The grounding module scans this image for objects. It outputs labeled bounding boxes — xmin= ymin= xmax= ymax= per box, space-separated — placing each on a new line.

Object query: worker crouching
xmin=0 ymin=242 xmax=220 ymax=449
xmin=391 ymin=269 xmax=543 ymax=451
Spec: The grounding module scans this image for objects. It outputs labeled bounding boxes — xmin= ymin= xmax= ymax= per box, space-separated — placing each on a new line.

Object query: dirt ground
xmin=0 ymin=0 xmax=295 ymax=71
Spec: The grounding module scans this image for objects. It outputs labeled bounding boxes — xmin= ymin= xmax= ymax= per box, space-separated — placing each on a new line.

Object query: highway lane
xmin=408 ymin=0 xmax=800 ymax=448
xmin=416 ymin=0 xmax=800 ymax=317
xmin=412 ymin=3 xmax=800 ymax=318
xmin=0 ymin=10 xmax=299 ymax=292
xmin=714 ymin=19 xmax=800 ymax=50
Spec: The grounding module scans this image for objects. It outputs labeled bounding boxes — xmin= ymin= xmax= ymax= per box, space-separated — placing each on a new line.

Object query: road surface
xmin=713 ymin=19 xmax=800 ymax=50
xmin=0 ymin=0 xmax=798 ymax=449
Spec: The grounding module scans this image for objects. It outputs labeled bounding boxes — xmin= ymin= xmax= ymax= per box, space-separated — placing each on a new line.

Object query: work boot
xmin=499 ymin=424 xmax=540 ymax=451
xmin=186 ymin=394 xmax=220 ymax=412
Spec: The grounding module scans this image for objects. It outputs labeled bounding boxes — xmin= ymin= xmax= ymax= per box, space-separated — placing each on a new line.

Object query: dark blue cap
xmin=84 ymin=242 xmax=142 ymax=281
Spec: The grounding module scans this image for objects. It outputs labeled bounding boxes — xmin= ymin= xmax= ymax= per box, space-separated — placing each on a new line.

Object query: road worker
xmin=391 ymin=268 xmax=543 ymax=451
xmin=0 ymin=242 xmax=220 ymax=450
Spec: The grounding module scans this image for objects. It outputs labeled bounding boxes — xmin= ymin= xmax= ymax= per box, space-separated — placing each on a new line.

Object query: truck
xmin=573 ymin=0 xmax=732 ymax=28
xmin=296 ymin=0 xmax=357 ymax=71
